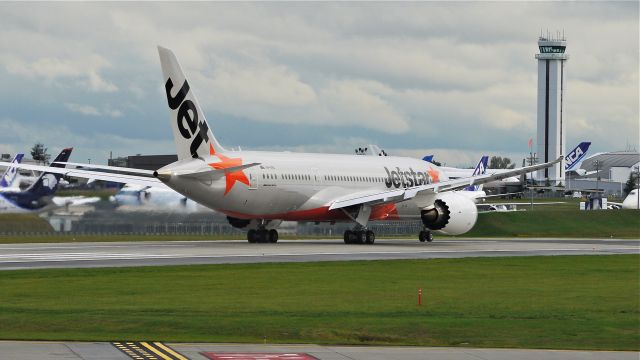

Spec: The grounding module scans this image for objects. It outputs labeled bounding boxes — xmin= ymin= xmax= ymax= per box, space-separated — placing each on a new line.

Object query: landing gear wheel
xmin=365 ymin=230 xmax=375 ymax=244
xmin=258 ymin=230 xmax=269 ymax=243
xmin=354 ymin=231 xmax=365 ymax=244
xmin=248 ymin=229 xmax=257 ymax=243
xmin=344 ymin=230 xmax=352 ymax=244
xmin=268 ymin=229 xmax=278 ymax=243
xmin=419 ymin=230 xmax=433 ymax=243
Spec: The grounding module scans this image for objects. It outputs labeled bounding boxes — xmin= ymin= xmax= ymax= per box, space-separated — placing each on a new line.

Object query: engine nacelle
xmin=420 ymin=192 xmax=478 ymax=236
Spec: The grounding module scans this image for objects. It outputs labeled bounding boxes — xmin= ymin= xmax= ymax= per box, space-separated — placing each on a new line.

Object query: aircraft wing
xmin=53 ymin=162 xmax=155 ymax=175
xmin=0 ymin=161 xmax=168 ymax=189
xmin=329 ymin=156 xmax=562 ymax=210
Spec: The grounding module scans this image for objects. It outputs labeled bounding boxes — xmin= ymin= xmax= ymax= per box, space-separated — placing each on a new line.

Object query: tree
xmin=489 ymin=156 xmax=515 ymax=169
xmin=30 ymin=142 xmax=51 ymax=165
xmin=623 ymin=172 xmax=638 ymax=196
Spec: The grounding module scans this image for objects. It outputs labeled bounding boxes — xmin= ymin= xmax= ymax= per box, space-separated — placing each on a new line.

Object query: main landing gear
xmin=418 ymin=230 xmax=433 ymax=243
xmin=247 ymin=228 xmax=278 ymax=243
xmin=343 ymin=229 xmax=375 ymax=244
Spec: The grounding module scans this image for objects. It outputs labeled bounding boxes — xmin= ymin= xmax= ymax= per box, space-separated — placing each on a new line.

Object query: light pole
xmin=528 ymin=152 xmax=537 ymax=211
xmin=635 ymin=165 xmax=639 ymax=210
xmin=592 ymin=160 xmax=602 ymax=210
xmin=593 ymin=160 xmax=601 ymax=192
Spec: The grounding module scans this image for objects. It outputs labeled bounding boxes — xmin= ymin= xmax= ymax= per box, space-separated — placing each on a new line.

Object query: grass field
xmin=0 ymin=255 xmax=637 ymax=350
xmin=467 ymin=209 xmax=640 ymax=238
xmin=0 ymin=214 xmax=53 ymax=233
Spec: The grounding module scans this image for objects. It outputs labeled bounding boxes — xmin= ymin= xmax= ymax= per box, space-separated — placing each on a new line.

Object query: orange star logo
xmin=207 ymin=144 xmax=250 ymax=195
xmin=427 ymin=166 xmax=440 ymax=183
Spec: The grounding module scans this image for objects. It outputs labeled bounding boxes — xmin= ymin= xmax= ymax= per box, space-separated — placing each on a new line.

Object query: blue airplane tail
xmin=23 ymin=148 xmax=73 ymax=197
xmin=565 ymin=142 xmax=591 ymax=170
xmin=422 ymin=155 xmax=434 ymax=163
xmin=464 ymin=155 xmax=488 ymax=191
xmin=0 ymin=153 xmax=24 ymax=188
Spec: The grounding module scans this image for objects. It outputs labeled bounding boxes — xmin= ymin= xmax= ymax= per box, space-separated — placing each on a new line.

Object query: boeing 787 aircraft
xmin=1 ymin=47 xmax=560 ymax=243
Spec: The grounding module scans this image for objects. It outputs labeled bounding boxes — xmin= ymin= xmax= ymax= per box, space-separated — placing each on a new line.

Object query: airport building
xmin=108 ymin=154 xmax=177 ymax=170
xmin=535 ymin=32 xmax=568 ymax=185
xmin=567 ymin=151 xmax=640 ymax=195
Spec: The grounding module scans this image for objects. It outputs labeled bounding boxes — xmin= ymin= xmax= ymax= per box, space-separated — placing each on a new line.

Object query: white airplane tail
xmin=157 ymin=46 xmax=225 ymax=160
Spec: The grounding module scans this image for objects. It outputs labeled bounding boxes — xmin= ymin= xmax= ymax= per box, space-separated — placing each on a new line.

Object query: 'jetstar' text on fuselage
xmin=384 ymin=167 xmax=431 ymax=188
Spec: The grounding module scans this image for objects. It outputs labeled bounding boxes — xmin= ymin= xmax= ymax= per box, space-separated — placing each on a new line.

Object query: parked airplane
xmin=609 ymin=189 xmax=640 ymax=210
xmin=110 ymin=184 xmax=201 ymax=212
xmin=0 ymin=153 xmax=24 ymax=190
xmin=0 ymin=149 xmax=73 ymax=213
xmin=0 ymin=47 xmax=560 ymax=243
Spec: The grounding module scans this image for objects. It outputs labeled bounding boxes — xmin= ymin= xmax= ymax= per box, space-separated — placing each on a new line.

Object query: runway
xmin=0 ymin=238 xmax=637 ymax=270
xmin=0 ymin=341 xmax=636 ymax=360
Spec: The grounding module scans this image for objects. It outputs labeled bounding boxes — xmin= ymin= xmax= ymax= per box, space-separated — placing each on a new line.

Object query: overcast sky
xmin=0 ymin=2 xmax=637 ymax=167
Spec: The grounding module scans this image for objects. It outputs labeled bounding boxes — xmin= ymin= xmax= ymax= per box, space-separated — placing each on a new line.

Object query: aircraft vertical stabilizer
xmin=157 ymin=46 xmax=224 ymax=160
xmin=0 ymin=153 xmax=24 ymax=188
xmin=23 ymin=148 xmax=72 ymax=198
xmin=463 ymin=155 xmax=489 ymax=191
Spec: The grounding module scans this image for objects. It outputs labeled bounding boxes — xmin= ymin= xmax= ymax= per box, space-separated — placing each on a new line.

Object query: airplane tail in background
xmin=422 ymin=155 xmax=434 ymax=163
xmin=565 ymin=142 xmax=591 ymax=170
xmin=157 ymin=46 xmax=225 ymax=161
xmin=23 ymin=148 xmax=72 ymax=197
xmin=0 ymin=153 xmax=24 ymax=188
xmin=464 ymin=155 xmax=489 ymax=191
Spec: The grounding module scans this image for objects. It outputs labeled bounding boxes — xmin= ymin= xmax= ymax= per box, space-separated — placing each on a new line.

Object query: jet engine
xmin=420 ymin=192 xmax=478 ymax=235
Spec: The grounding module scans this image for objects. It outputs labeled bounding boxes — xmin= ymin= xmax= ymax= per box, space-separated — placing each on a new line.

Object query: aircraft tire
xmin=365 ymin=230 xmax=375 ymax=244
xmin=344 ymin=230 xmax=352 ymax=244
xmin=419 ymin=230 xmax=433 ymax=243
xmin=248 ymin=229 xmax=257 ymax=243
xmin=269 ymin=229 xmax=278 ymax=243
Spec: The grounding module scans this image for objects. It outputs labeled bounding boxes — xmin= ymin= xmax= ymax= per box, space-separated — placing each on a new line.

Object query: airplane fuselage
xmin=161 ymin=151 xmax=447 ymax=222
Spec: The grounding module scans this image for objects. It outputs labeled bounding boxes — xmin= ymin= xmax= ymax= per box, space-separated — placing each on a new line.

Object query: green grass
xmin=468 ymin=209 xmax=640 ymax=238
xmin=0 ymin=255 xmax=638 ymax=350
xmin=0 ymin=214 xmax=53 ymax=233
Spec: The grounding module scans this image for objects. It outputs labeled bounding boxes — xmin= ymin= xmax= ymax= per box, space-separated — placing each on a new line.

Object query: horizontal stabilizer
xmin=158 ymin=162 xmax=260 ymax=180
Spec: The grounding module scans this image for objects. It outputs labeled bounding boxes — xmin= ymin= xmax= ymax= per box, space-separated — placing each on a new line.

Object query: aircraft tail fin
xmin=0 ymin=153 xmax=24 ymax=188
xmin=157 ymin=46 xmax=225 ymax=161
xmin=565 ymin=142 xmax=591 ymax=170
xmin=464 ymin=155 xmax=489 ymax=191
xmin=24 ymin=148 xmax=72 ymax=197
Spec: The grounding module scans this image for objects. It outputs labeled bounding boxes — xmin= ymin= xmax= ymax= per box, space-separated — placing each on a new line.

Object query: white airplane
xmin=0 ymin=47 xmax=560 ymax=243
xmin=110 ymin=184 xmax=201 ymax=212
xmin=609 ymin=189 xmax=640 ymax=210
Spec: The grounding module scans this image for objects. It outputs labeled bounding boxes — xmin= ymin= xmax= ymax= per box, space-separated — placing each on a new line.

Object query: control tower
xmin=535 ymin=32 xmax=568 ymax=185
